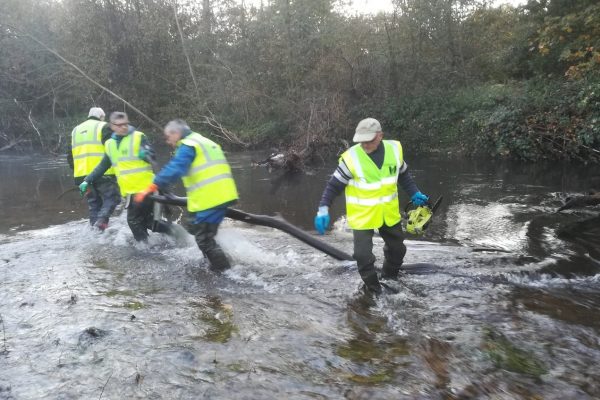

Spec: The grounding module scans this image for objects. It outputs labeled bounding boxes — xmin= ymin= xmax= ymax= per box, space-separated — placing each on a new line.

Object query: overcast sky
xmin=342 ymin=0 xmax=529 ymax=14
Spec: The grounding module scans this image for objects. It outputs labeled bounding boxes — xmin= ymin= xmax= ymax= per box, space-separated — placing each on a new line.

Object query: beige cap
xmin=353 ymin=118 xmax=382 ymax=142
xmin=88 ymin=107 xmax=105 ymax=119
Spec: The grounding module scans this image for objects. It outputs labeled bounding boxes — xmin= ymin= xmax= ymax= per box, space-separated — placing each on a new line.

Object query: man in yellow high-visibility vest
xmin=81 ymin=112 xmax=172 ymax=241
xmin=134 ymin=119 xmax=238 ymax=271
xmin=314 ymin=118 xmax=429 ymax=295
xmin=67 ymin=107 xmax=120 ymax=231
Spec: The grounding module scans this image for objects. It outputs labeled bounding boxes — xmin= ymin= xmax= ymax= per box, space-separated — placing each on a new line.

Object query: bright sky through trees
xmin=342 ymin=0 xmax=529 ymax=14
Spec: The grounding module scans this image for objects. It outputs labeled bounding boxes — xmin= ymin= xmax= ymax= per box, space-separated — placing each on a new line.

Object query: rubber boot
xmin=381 ymin=260 xmax=401 ymax=280
xmin=360 ymin=269 xmax=383 ymax=296
xmin=152 ymin=220 xmax=173 ymax=235
xmin=93 ymin=217 xmax=109 ymax=232
xmin=127 ymin=197 xmax=151 ymax=242
xmin=379 ymin=223 xmax=407 ymax=280
xmin=190 ymin=222 xmax=231 ymax=272
xmin=204 ymin=247 xmax=231 ymax=272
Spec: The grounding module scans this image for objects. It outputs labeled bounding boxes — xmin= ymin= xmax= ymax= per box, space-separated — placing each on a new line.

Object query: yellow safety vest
xmin=71 ymin=119 xmax=114 ymax=177
xmin=179 ymin=132 xmax=238 ymax=212
xmin=341 ymin=140 xmax=403 ymax=230
xmin=105 ymin=131 xmax=154 ymax=196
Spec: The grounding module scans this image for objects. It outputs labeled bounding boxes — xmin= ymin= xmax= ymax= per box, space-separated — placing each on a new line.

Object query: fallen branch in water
xmin=253 ymin=151 xmax=304 ymax=172
xmin=98 ymin=370 xmax=113 ymax=400
xmin=557 ymin=192 xmax=600 ymax=212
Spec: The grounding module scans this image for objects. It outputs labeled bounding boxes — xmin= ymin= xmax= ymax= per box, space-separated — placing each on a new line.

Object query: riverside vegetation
xmin=0 ymin=0 xmax=599 ymax=161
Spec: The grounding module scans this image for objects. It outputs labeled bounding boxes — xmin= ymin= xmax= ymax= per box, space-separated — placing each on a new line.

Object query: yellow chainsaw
xmin=405 ymin=196 xmax=443 ymax=235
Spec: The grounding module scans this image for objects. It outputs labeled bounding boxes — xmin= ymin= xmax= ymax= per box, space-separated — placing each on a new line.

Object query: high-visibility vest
xmin=71 ymin=119 xmax=114 ymax=177
xmin=105 ymin=131 xmax=154 ymax=196
xmin=179 ymin=132 xmax=238 ymax=212
xmin=341 ymin=140 xmax=403 ymax=230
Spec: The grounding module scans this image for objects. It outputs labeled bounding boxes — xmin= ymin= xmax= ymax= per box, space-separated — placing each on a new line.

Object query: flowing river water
xmin=1 ymin=152 xmax=600 ymax=399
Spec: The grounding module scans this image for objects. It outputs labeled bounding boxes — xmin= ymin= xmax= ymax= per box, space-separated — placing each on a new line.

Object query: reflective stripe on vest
xmin=345 ymin=192 xmax=398 ymax=206
xmin=342 ymin=140 xmax=403 ymax=230
xmin=71 ymin=119 xmax=114 ymax=177
xmin=105 ymin=131 xmax=154 ymax=196
xmin=179 ymin=132 xmax=238 ymax=212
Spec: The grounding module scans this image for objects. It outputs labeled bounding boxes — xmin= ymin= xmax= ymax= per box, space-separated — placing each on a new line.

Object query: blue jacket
xmin=153 ymin=132 xmax=230 ymax=224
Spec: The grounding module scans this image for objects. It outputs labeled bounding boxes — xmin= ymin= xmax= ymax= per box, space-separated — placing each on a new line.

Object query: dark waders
xmin=352 ymin=222 xmax=407 ymax=294
xmin=126 ymin=196 xmax=172 ymax=241
xmin=185 ymin=219 xmax=231 ymax=272
xmin=86 ymin=176 xmax=121 ymax=227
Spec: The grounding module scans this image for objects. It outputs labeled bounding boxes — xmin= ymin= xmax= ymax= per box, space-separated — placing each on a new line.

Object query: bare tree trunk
xmin=173 ymin=1 xmax=200 ymax=98
xmin=384 ymin=13 xmax=400 ymax=98
xmin=284 ymin=0 xmax=294 ymax=93
xmin=202 ymin=0 xmax=213 ymax=65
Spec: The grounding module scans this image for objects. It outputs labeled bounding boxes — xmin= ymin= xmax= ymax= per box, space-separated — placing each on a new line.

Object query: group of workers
xmin=68 ymin=108 xmax=237 ymax=271
xmin=69 ymin=108 xmax=428 ymax=295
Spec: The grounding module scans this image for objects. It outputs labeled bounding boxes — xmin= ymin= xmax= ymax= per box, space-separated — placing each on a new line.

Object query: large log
xmin=557 ymin=193 xmax=600 ymax=212
xmin=149 ymin=193 xmax=354 ymax=261
xmin=253 ymin=151 xmax=303 ymax=172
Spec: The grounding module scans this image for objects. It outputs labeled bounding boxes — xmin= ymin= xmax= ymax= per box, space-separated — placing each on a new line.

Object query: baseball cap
xmin=353 ymin=118 xmax=382 ymax=142
xmin=88 ymin=107 xmax=105 ymax=119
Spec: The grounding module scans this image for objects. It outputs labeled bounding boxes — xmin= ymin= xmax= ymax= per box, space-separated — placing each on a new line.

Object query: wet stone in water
xmin=67 ymin=294 xmax=77 ymax=305
xmin=179 ymin=350 xmax=196 ymax=364
xmin=78 ymin=327 xmax=109 ymax=348
xmin=482 ymin=328 xmax=547 ymax=378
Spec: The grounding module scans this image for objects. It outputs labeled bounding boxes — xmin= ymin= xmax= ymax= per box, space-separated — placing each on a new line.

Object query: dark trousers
xmin=185 ymin=220 xmax=231 ymax=271
xmin=353 ymin=222 xmax=407 ymax=291
xmin=86 ymin=176 xmax=121 ymax=226
xmin=126 ymin=197 xmax=171 ymax=241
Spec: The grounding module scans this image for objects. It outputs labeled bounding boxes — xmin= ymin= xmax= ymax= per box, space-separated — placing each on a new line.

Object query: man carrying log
xmin=67 ymin=107 xmax=121 ymax=231
xmin=314 ymin=118 xmax=429 ymax=295
xmin=135 ymin=119 xmax=239 ymax=271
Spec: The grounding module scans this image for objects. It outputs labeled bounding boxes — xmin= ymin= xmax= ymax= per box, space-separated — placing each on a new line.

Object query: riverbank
xmin=6 ymin=77 xmax=598 ymax=165
xmin=229 ymin=77 xmax=600 ymax=163
xmin=399 ymin=76 xmax=600 ymax=163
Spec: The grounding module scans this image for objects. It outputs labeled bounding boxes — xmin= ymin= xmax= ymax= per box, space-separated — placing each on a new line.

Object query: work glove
xmin=134 ymin=183 xmax=158 ymax=204
xmin=78 ymin=181 xmax=89 ymax=196
xmin=314 ymin=206 xmax=330 ymax=235
xmin=411 ymin=191 xmax=429 ymax=206
xmin=139 ymin=144 xmax=155 ymax=162
xmin=139 ymin=149 xmax=149 ymax=161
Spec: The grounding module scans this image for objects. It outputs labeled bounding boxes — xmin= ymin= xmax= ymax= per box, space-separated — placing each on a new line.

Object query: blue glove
xmin=79 ymin=181 xmax=89 ymax=196
xmin=411 ymin=191 xmax=429 ymax=206
xmin=314 ymin=206 xmax=330 ymax=235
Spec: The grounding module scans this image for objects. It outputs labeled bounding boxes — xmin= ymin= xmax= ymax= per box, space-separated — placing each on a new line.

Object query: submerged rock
xmin=78 ymin=327 xmax=109 ymax=349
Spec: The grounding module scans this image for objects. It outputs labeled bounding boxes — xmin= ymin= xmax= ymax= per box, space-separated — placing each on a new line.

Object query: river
xmin=1 ymin=152 xmax=599 ymax=399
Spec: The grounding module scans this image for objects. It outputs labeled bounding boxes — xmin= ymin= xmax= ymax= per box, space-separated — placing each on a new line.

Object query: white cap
xmin=88 ymin=107 xmax=105 ymax=119
xmin=353 ymin=118 xmax=382 ymax=142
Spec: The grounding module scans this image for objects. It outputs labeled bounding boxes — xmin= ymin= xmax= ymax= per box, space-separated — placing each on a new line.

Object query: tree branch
xmin=0 ymin=22 xmax=163 ymax=131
